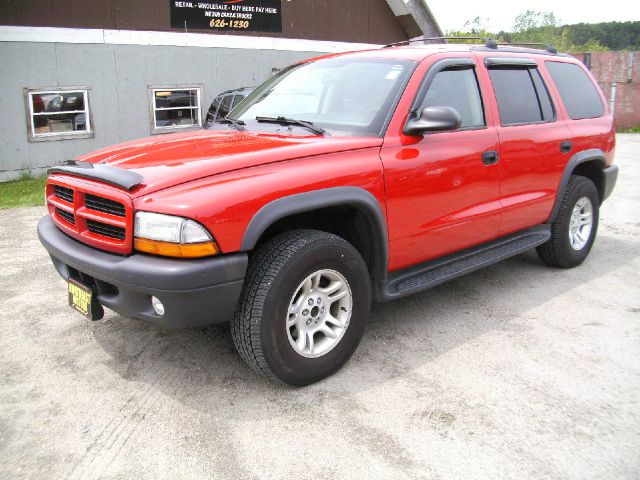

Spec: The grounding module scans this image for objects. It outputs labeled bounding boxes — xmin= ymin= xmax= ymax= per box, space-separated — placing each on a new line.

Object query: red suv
xmin=38 ymin=40 xmax=618 ymax=385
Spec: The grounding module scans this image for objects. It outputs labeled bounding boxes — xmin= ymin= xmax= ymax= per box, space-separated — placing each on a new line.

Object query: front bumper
xmin=37 ymin=216 xmax=247 ymax=328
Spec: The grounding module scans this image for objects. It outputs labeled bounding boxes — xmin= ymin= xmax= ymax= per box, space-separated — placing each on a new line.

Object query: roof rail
xmin=383 ymin=36 xmax=558 ymax=54
xmin=496 ymin=42 xmax=558 ymax=54
xmin=383 ymin=36 xmax=498 ymax=49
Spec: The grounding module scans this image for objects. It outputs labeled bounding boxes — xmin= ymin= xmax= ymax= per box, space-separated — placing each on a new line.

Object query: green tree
xmin=445 ymin=11 xmax=610 ymax=53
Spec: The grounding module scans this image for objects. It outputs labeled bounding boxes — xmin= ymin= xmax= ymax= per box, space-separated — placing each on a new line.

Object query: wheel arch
xmin=240 ymin=187 xmax=389 ymax=280
xmin=549 ymin=148 xmax=607 ymax=222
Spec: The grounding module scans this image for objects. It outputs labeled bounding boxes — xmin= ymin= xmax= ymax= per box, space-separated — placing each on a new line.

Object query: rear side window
xmin=545 ymin=61 xmax=604 ymax=120
xmin=488 ymin=67 xmax=555 ymax=125
xmin=419 ymin=68 xmax=485 ymax=129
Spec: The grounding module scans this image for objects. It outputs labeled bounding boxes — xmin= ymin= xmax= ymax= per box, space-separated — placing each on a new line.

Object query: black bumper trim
xmin=38 ymin=216 xmax=247 ymax=327
xmin=602 ymin=164 xmax=618 ymax=202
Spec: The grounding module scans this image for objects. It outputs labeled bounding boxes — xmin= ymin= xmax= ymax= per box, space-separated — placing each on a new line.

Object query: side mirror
xmin=404 ymin=106 xmax=462 ymax=136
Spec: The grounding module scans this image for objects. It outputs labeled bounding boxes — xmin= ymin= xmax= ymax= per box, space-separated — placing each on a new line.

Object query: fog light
xmin=151 ymin=296 xmax=165 ymax=316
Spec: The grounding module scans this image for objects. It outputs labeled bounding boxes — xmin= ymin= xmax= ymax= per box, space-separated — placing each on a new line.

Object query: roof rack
xmin=383 ymin=36 xmax=557 ymax=54
xmin=383 ymin=36 xmax=498 ymax=49
xmin=496 ymin=42 xmax=557 ymax=54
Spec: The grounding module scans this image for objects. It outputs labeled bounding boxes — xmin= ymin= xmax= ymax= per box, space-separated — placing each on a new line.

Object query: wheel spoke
xmin=325 ymin=314 xmax=344 ymax=329
xmin=329 ymin=289 xmax=348 ymax=302
xmin=296 ymin=330 xmax=306 ymax=351
xmin=320 ymin=280 xmax=343 ymax=295
xmin=319 ymin=324 xmax=337 ymax=339
xmin=306 ymin=331 xmax=315 ymax=355
xmin=311 ymin=273 xmax=321 ymax=292
xmin=287 ymin=314 xmax=298 ymax=327
xmin=303 ymin=277 xmax=313 ymax=295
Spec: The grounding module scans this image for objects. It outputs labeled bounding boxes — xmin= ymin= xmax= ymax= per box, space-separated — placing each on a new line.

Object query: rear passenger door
xmin=481 ymin=57 xmax=573 ymax=235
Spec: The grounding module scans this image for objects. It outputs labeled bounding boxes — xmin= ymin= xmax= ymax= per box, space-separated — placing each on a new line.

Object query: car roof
xmin=307 ymin=43 xmax=575 ymax=64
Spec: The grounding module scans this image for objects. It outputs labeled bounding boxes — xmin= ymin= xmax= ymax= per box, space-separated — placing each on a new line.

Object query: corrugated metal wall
xmin=0 ymin=41 xmax=318 ymax=181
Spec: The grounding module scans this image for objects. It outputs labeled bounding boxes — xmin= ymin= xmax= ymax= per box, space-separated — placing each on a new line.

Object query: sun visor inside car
xmin=47 ymin=160 xmax=144 ymax=191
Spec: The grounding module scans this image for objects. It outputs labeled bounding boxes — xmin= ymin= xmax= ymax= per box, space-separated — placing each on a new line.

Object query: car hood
xmin=76 ymin=129 xmax=383 ymax=197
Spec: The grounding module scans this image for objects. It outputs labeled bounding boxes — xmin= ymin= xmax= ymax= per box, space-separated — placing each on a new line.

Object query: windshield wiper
xmin=220 ymin=116 xmax=246 ymax=130
xmin=255 ymin=116 xmax=328 ymax=136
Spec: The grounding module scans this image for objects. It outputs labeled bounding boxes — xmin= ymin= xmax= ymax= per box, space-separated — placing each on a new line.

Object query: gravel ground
xmin=1 ymin=135 xmax=639 ymax=480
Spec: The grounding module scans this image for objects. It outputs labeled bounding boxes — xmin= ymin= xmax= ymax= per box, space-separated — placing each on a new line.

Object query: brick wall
xmin=573 ymin=51 xmax=640 ymax=130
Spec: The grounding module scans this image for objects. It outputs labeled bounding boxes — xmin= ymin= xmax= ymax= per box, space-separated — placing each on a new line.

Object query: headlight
xmin=133 ymin=212 xmax=219 ymax=258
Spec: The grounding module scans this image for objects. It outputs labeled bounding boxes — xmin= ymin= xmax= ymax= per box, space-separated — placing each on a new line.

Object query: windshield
xmin=227 ymin=56 xmax=415 ymax=137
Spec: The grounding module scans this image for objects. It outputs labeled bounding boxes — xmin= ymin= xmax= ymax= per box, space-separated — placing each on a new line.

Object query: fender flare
xmin=548 ymin=148 xmax=606 ymax=222
xmin=240 ymin=186 xmax=389 ymax=280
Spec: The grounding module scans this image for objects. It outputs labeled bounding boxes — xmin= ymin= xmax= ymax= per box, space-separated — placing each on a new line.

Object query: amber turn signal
xmin=134 ymin=238 xmax=219 ymax=258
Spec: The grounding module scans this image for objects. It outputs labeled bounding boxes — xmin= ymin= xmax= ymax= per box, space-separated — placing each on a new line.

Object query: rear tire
xmin=231 ymin=230 xmax=371 ymax=385
xmin=537 ymin=175 xmax=599 ymax=268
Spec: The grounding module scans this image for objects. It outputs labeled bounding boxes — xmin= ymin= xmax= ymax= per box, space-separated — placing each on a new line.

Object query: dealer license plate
xmin=68 ymin=279 xmax=99 ymax=320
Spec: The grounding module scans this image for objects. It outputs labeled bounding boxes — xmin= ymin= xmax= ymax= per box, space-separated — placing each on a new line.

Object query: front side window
xmin=545 ymin=61 xmax=604 ymax=120
xmin=488 ymin=67 xmax=555 ymax=125
xmin=150 ymin=86 xmax=202 ymax=134
xmin=228 ymin=57 xmax=416 ymax=137
xmin=419 ymin=67 xmax=485 ymax=129
xmin=25 ymin=87 xmax=92 ymax=141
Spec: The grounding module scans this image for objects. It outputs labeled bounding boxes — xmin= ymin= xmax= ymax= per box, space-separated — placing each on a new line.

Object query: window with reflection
xmin=150 ymin=87 xmax=202 ymax=133
xmin=26 ymin=88 xmax=92 ymax=141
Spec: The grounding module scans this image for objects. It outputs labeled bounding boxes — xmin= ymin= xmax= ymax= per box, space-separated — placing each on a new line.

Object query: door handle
xmin=482 ymin=150 xmax=499 ymax=165
xmin=560 ymin=141 xmax=573 ymax=153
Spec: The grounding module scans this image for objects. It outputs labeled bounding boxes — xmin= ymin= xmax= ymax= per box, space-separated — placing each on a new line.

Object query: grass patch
xmin=619 ymin=127 xmax=640 ymax=133
xmin=0 ymin=174 xmax=47 ymax=209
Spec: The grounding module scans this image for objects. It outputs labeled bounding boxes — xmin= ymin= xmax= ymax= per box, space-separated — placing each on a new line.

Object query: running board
xmin=375 ymin=225 xmax=551 ymax=301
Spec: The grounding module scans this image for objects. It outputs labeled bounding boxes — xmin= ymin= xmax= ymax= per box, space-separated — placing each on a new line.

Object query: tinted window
xmin=230 ymin=94 xmax=244 ymax=109
xmin=545 ymin=61 xmax=604 ymax=120
xmin=420 ymin=68 xmax=485 ymax=129
xmin=217 ymin=95 xmax=233 ymax=119
xmin=489 ymin=67 xmax=554 ymax=125
xmin=205 ymin=97 xmax=222 ymax=124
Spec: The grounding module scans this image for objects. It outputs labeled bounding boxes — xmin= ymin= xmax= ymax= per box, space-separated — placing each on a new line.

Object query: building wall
xmin=0 ymin=40 xmax=320 ymax=181
xmin=574 ymin=51 xmax=640 ymax=130
xmin=0 ymin=0 xmax=439 ymax=181
xmin=0 ymin=0 xmax=409 ymax=45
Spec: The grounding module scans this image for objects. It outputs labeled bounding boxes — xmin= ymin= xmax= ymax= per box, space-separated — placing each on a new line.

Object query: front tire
xmin=231 ymin=230 xmax=371 ymax=385
xmin=537 ymin=175 xmax=600 ymax=268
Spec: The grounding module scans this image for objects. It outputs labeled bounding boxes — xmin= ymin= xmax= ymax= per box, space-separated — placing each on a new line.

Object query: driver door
xmin=381 ymin=55 xmax=502 ymax=271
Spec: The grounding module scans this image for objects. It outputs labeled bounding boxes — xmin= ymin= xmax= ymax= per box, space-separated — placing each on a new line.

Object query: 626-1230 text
xmin=209 ymin=19 xmax=250 ymax=29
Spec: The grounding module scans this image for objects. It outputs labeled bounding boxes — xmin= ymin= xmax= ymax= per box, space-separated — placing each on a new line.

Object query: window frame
xmin=24 ymin=86 xmax=94 ymax=142
xmin=486 ymin=61 xmax=557 ymax=128
xmin=406 ymin=57 xmax=488 ymax=135
xmin=148 ymin=85 xmax=203 ymax=135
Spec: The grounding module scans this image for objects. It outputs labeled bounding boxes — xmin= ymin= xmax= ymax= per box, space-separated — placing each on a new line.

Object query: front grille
xmin=48 ymin=179 xmax=132 ymax=254
xmin=56 ymin=208 xmax=75 ymax=225
xmin=85 ymin=194 xmax=126 ymax=217
xmin=54 ymin=185 xmax=74 ymax=203
xmin=87 ymin=219 xmax=126 ymax=240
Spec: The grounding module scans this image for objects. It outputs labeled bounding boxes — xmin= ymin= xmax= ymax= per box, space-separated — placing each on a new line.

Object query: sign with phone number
xmin=170 ymin=0 xmax=282 ymax=33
